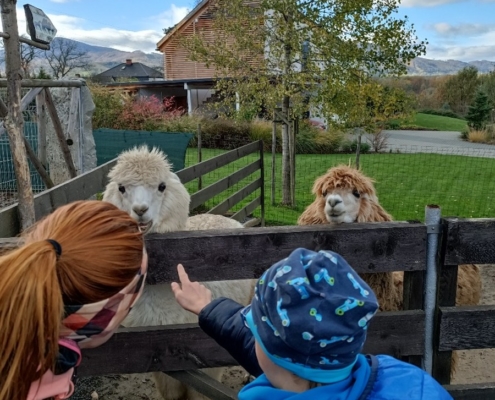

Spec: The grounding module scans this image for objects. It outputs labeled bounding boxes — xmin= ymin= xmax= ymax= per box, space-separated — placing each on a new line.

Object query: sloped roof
xmin=156 ymin=0 xmax=210 ymax=49
xmin=95 ymin=62 xmax=162 ymax=79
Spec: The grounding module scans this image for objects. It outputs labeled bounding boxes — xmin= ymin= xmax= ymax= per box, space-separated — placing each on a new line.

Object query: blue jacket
xmin=199 ymin=298 xmax=453 ymax=400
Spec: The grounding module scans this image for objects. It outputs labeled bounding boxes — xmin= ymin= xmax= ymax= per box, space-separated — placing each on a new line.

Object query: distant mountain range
xmin=406 ymin=57 xmax=495 ymax=76
xmin=5 ymin=38 xmax=495 ymax=77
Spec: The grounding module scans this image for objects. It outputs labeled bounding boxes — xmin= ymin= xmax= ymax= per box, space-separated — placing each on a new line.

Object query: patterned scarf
xmin=59 ymin=250 xmax=148 ymax=349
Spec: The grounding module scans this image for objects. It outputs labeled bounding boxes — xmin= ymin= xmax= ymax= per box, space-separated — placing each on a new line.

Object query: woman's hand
xmin=171 ymin=264 xmax=212 ymax=315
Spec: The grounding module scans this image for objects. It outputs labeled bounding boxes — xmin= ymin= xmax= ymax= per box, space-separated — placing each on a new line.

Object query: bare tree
xmin=19 ymin=35 xmax=43 ymax=77
xmin=44 ymin=37 xmax=91 ymax=79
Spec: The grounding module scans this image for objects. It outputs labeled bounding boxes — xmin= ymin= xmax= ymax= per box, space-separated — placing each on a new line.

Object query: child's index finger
xmin=177 ymin=264 xmax=191 ymax=284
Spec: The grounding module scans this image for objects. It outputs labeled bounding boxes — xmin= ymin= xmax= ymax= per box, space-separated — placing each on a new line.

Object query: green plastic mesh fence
xmin=93 ymin=128 xmax=194 ymax=172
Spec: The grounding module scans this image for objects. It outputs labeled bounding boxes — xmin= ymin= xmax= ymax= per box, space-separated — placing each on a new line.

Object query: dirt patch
xmin=72 ymin=367 xmax=248 ymax=400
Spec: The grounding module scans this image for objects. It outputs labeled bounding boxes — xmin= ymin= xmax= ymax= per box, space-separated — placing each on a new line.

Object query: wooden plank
xmin=445 ymin=383 xmax=495 ymax=400
xmin=401 ymin=270 xmax=425 ymax=368
xmin=21 ymin=87 xmax=43 ymax=110
xmin=142 ymin=223 xmax=427 ymax=285
xmin=0 ymin=79 xmax=85 ymax=88
xmin=22 ymin=135 xmax=54 ymax=188
xmin=208 ymin=178 xmax=262 ymax=216
xmin=231 ymin=197 xmax=261 ymax=222
xmin=0 ymin=159 xmax=117 ymax=238
xmin=67 ymin=87 xmax=80 ymax=169
xmin=166 ymin=370 xmax=238 ymax=400
xmin=77 ymin=311 xmax=424 ymax=377
xmin=190 ymin=159 xmax=261 ymax=210
xmin=36 ymin=90 xmax=47 ymax=165
xmin=259 ymin=140 xmax=265 ymax=227
xmin=443 ymin=218 xmax=495 ymax=265
xmin=176 ymin=141 xmax=260 ymax=184
xmin=439 ymin=306 xmax=495 ymax=351
xmin=44 ymin=89 xmax=78 ymax=178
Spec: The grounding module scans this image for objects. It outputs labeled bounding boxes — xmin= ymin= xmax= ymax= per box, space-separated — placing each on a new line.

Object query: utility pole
xmin=1 ymin=0 xmax=35 ymax=229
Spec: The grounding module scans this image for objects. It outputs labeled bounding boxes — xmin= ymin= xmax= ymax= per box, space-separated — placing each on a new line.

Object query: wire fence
xmin=183 ymin=141 xmax=495 ymax=226
xmin=3 ymin=129 xmax=495 ymax=226
xmin=0 ymin=88 xmax=44 ymax=209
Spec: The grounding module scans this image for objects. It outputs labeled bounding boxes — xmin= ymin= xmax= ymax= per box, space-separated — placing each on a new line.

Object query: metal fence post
xmin=423 ymin=204 xmax=441 ymax=374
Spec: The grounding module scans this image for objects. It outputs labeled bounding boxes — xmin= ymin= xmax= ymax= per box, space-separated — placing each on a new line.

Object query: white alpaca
xmin=103 ymin=146 xmax=255 ymax=400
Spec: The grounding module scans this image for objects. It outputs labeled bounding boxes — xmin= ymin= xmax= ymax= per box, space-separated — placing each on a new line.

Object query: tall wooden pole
xmin=1 ymin=0 xmax=36 ymax=229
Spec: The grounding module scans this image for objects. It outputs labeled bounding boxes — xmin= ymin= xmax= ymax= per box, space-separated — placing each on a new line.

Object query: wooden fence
xmin=2 ymin=219 xmax=494 ymax=399
xmin=78 ymin=219 xmax=495 ymax=399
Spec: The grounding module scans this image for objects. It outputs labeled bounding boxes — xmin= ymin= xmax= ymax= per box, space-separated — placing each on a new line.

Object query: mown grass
xmin=412 ymin=113 xmax=468 ymax=132
xmin=184 ymin=148 xmax=495 ymax=226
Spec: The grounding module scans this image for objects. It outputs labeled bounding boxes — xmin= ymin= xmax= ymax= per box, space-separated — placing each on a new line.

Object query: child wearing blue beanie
xmin=172 ymin=248 xmax=453 ymax=400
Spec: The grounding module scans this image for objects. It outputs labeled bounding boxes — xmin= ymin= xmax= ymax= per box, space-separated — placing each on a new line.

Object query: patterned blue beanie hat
xmin=243 ymin=248 xmax=379 ymax=384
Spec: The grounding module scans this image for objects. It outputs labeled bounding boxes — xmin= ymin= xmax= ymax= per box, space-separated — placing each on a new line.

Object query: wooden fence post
xmin=259 ymin=140 xmax=265 ymax=227
xmin=271 ymin=113 xmax=276 ymax=206
xmin=432 ymin=218 xmax=457 ymax=384
xmin=0 ymin=0 xmax=35 ymax=229
xmin=44 ymin=88 xmax=77 ymax=178
xmin=197 ymin=123 xmax=202 ymax=191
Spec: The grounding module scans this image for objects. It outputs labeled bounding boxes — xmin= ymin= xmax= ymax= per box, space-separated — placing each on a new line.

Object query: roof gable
xmin=156 ymin=0 xmax=210 ymax=49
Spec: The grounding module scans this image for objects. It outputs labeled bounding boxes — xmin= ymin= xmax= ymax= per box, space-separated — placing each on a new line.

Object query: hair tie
xmin=47 ymin=239 xmax=62 ymax=259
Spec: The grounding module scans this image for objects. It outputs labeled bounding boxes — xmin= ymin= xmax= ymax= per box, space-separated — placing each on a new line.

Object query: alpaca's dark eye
xmin=352 ymin=189 xmax=360 ymax=198
xmin=322 ymin=190 xmax=327 ymax=197
xmin=118 ymin=185 xmax=125 ymax=194
xmin=158 ymin=182 xmax=166 ymax=192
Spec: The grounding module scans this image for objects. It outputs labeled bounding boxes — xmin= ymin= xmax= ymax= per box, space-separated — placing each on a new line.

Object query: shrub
xmin=367 ymin=130 xmax=390 ymax=152
xmin=341 ymin=139 xmax=370 ymax=154
xmin=90 ymin=85 xmax=126 ymax=130
xmin=468 ymin=130 xmax=488 ymax=143
xmin=419 ymin=109 xmax=464 ymax=120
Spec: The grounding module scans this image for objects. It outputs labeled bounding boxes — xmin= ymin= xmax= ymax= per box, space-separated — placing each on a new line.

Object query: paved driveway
xmin=380 ymin=130 xmax=495 ymax=157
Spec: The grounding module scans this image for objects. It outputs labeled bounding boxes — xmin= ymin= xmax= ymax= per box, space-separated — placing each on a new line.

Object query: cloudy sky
xmin=15 ymin=0 xmax=495 ymax=61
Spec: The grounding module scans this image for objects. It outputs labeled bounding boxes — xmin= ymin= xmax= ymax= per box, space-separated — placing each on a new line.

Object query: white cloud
xmin=152 ymin=4 xmax=189 ymax=31
xmin=401 ymin=0 xmax=463 ymax=7
xmin=426 ymin=44 xmax=495 ymax=61
xmin=430 ymin=22 xmax=495 ymax=37
xmin=16 ymin=4 xmax=188 ymax=53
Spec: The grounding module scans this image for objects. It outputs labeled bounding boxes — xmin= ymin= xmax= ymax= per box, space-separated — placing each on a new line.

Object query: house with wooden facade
xmin=154 ymin=0 xmax=267 ymax=116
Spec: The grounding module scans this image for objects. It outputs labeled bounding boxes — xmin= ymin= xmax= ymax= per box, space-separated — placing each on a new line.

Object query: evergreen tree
xmin=35 ymin=67 xmax=51 ymax=79
xmin=466 ymin=90 xmax=493 ymax=130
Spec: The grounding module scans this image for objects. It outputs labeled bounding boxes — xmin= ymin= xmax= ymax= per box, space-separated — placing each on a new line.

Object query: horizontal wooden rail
xmin=142 ymin=223 xmax=426 ymax=284
xmin=444 ymin=382 xmax=495 ymax=400
xmin=0 ymin=159 xmax=117 ymax=238
xmin=78 ymin=310 xmax=424 ymax=377
xmin=190 ymin=159 xmax=261 ymax=210
xmin=443 ymin=218 xmax=495 ymax=265
xmin=176 ymin=141 xmax=260 ymax=184
xmin=232 ymin=197 xmax=261 ymax=222
xmin=209 ymin=178 xmax=262 ymax=216
xmin=439 ymin=306 xmax=495 ymax=351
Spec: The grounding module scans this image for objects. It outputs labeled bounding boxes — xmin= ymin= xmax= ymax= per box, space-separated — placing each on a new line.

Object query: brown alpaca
xmin=298 ymin=165 xmax=482 ymax=378
xmin=298 ymin=165 xmax=401 ymax=312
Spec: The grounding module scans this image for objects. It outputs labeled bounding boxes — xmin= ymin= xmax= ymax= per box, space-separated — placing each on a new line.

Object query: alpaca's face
xmin=114 ymin=172 xmax=186 ymax=234
xmin=322 ymin=187 xmax=363 ymax=224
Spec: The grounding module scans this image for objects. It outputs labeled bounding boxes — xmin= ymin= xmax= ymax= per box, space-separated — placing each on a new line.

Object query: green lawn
xmin=184 ymin=148 xmax=495 ymax=226
xmin=412 ymin=113 xmax=468 ymax=132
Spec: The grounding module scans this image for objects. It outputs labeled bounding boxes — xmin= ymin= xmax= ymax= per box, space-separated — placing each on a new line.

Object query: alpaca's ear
xmin=170 ymin=172 xmax=182 ymax=183
xmin=311 ymin=175 xmax=327 ymax=196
